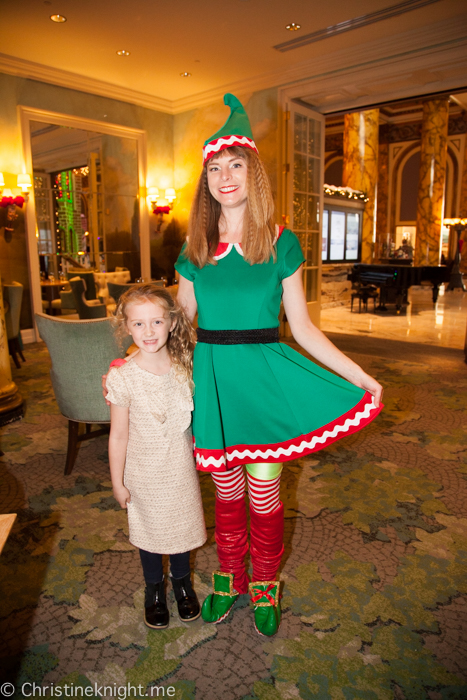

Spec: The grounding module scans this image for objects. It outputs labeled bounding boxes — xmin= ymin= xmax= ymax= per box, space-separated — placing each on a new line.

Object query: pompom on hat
xmin=203 ymin=93 xmax=259 ymax=165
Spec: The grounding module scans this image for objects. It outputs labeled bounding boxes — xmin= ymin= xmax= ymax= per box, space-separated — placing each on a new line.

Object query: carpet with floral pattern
xmin=0 ymin=340 xmax=466 ymax=700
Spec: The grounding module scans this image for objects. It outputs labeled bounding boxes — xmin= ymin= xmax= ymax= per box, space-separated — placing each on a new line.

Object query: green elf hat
xmin=203 ymin=93 xmax=258 ymax=165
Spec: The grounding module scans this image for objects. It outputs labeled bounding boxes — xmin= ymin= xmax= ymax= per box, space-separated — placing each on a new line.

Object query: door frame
xmin=19 ymin=106 xmax=149 ymax=340
xmin=279 ymin=94 xmax=325 ymax=328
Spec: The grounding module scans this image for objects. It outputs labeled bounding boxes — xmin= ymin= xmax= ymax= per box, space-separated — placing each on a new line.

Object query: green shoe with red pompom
xmin=201 ymin=571 xmax=239 ymax=624
xmin=249 ymin=580 xmax=281 ymax=636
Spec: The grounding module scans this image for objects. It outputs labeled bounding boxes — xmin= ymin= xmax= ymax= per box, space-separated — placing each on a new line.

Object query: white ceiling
xmin=1 ymin=0 xmax=467 ymax=114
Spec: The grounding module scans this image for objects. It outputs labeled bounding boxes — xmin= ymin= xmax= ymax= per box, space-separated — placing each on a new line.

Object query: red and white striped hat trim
xmin=203 ymin=135 xmax=258 ymax=165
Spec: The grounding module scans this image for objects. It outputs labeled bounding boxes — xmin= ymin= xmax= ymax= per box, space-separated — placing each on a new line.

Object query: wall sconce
xmin=0 ymin=172 xmax=31 ymax=207
xmin=147 ymin=186 xmax=176 ymax=232
xmin=147 ymin=187 xmax=160 ymax=208
xmin=17 ymin=174 xmax=32 ymax=201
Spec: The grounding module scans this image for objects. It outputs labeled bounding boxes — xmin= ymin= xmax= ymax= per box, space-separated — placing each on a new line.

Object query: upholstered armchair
xmin=69 ymin=278 xmax=107 ymax=319
xmin=35 ymin=313 xmax=131 ymax=474
xmin=107 ymin=281 xmax=135 ymax=306
xmin=66 ymin=271 xmax=99 ymax=302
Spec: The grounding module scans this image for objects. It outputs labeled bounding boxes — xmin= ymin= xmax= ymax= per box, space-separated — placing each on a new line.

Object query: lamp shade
xmin=0 ymin=173 xmax=4 ymax=187
xmin=147 ymin=187 xmax=159 ymax=199
xmin=17 ymin=174 xmax=32 ymax=190
xmin=165 ymin=188 xmax=176 ymax=202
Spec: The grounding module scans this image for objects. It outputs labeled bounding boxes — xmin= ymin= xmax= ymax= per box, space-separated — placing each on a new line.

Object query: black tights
xmin=139 ymin=549 xmax=191 ymax=584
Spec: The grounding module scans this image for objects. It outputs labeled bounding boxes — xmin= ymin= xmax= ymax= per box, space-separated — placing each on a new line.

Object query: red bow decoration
xmin=153 ymin=205 xmax=171 ymax=215
xmin=250 ymin=583 xmax=277 ymax=605
xmin=0 ymin=196 xmax=25 ymax=208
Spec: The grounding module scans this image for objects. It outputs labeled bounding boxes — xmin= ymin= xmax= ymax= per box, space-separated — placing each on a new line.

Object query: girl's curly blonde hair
xmin=113 ymin=284 xmax=196 ymax=385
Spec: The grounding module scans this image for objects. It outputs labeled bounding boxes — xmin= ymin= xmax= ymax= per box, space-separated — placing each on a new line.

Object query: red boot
xmin=249 ymin=502 xmax=284 ymax=581
xmin=202 ymin=495 xmax=249 ymax=624
xmin=215 ymin=494 xmax=249 ymax=593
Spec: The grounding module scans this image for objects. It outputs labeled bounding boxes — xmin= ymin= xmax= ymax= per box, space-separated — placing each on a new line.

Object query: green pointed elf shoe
xmin=249 ymin=580 xmax=281 ymax=636
xmin=201 ymin=571 xmax=239 ymax=624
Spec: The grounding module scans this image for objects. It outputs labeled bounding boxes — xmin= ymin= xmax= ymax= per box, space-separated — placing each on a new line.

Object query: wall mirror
xmin=31 ymin=121 xmax=140 ymax=281
xmin=20 ymin=107 xmax=149 ymax=336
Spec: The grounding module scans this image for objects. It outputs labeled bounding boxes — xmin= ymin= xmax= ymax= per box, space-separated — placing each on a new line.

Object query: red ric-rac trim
xmin=194 ymin=392 xmax=383 ymax=471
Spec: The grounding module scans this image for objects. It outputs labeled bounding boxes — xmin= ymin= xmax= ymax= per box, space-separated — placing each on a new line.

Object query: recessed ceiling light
xmin=180 ymin=72 xmax=192 ymax=77
xmin=285 ymin=22 xmax=301 ymax=31
xmin=50 ymin=14 xmax=66 ymax=22
xmin=116 ymin=50 xmax=130 ymax=56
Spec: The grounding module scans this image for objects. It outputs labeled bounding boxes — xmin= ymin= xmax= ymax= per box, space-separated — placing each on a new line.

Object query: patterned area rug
xmin=1 ymin=341 xmax=467 ymax=699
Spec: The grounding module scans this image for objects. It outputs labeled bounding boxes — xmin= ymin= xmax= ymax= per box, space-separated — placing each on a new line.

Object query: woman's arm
xmin=282 ymin=266 xmax=383 ymax=407
xmin=177 ymin=276 xmax=198 ymax=323
xmin=108 ymin=403 xmax=131 ymax=508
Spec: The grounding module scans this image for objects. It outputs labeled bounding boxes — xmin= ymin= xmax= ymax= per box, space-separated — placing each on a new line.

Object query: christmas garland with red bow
xmin=1 ymin=196 xmax=25 ymax=208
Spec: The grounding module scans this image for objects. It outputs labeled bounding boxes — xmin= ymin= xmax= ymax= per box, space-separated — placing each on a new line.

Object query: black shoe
xmin=171 ymin=572 xmax=201 ymax=622
xmin=144 ymin=580 xmax=169 ymax=629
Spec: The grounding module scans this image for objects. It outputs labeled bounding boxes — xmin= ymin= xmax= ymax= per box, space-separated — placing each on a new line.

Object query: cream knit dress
xmin=106 ymin=358 xmax=207 ymax=554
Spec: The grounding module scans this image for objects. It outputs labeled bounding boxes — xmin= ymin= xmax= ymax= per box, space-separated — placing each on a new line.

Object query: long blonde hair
xmin=113 ymin=285 xmax=196 ymax=384
xmin=186 ymin=146 xmax=276 ymax=268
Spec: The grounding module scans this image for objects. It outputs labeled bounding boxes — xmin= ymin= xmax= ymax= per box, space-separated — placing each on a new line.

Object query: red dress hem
xmin=194 ymin=391 xmax=383 ymax=472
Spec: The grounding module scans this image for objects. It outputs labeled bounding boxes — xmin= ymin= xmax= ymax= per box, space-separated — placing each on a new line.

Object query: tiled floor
xmin=321 ymin=285 xmax=467 ymax=349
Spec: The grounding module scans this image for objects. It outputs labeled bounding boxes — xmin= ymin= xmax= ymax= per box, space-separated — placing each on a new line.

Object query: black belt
xmin=196 ymin=327 xmax=279 ymax=345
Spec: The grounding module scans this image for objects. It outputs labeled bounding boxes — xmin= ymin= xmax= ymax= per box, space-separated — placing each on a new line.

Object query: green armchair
xmin=69 ymin=278 xmax=107 ymax=319
xmin=107 ymin=281 xmax=135 ymax=306
xmin=35 ymin=313 xmax=131 ymax=474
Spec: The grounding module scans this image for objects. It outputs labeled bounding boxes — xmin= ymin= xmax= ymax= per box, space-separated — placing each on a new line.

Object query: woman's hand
xmin=102 ymin=372 xmax=110 ymax=405
xmin=102 ymin=350 xmax=140 ymax=405
xmin=283 ymin=268 xmax=384 ymax=407
xmin=113 ymin=483 xmax=131 ymax=509
xmin=353 ymin=372 xmax=384 ymax=408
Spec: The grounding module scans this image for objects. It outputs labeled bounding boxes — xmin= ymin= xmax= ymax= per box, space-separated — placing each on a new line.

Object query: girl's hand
xmin=113 ymin=484 xmax=132 ymax=509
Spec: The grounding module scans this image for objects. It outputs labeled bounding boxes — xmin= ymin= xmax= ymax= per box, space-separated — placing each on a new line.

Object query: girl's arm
xmin=108 ymin=403 xmax=131 ymax=508
xmin=282 ymin=266 xmax=383 ymax=407
xmin=177 ymin=276 xmax=198 ymax=323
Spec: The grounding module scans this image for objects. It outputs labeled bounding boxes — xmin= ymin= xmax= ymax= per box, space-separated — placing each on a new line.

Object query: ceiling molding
xmin=0 ymin=53 xmax=174 ymax=114
xmin=273 ymin=0 xmax=441 ymax=53
xmin=1 ymin=13 xmax=466 ymax=116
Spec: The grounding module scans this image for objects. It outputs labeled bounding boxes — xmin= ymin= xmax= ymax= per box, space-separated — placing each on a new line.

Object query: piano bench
xmin=351 ymin=286 xmax=378 ymax=313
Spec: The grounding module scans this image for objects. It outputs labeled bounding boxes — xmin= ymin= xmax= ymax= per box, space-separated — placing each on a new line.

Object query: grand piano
xmin=348 ymin=263 xmax=451 ymax=310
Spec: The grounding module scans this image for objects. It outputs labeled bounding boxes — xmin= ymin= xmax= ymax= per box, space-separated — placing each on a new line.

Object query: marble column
xmin=343 ymin=110 xmax=379 ymax=264
xmin=0 ymin=274 xmax=23 ymax=426
xmin=414 ymin=99 xmax=449 ymax=266
xmin=376 ymin=140 xmax=389 ymax=260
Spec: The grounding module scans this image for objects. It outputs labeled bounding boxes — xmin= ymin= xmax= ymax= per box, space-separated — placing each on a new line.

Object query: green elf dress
xmin=175 ymin=227 xmax=382 ymax=473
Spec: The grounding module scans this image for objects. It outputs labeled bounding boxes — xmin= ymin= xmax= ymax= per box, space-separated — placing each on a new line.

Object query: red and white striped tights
xmin=211 ymin=464 xmax=282 ymax=514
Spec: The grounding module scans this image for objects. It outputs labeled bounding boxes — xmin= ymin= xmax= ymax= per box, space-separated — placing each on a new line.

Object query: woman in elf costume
xmin=175 ymin=94 xmax=383 ymax=637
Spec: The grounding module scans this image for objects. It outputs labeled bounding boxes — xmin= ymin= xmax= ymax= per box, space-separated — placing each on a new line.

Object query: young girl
xmin=106 ymin=284 xmax=207 ymax=629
